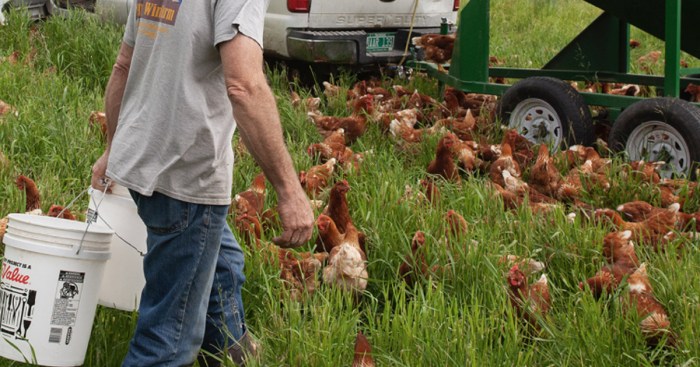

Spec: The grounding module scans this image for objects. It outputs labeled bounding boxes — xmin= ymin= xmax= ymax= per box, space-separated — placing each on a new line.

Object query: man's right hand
xmin=91 ymin=150 xmax=114 ymax=193
xmin=272 ymin=190 xmax=314 ymax=248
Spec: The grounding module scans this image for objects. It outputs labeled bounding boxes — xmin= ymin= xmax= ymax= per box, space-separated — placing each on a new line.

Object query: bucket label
xmin=86 ymin=208 xmax=98 ymax=224
xmin=48 ymin=271 xmax=84 ymax=345
xmin=0 ymin=259 xmax=37 ymax=341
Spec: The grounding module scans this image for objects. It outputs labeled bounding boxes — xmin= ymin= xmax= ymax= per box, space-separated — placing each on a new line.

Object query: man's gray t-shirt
xmin=106 ymin=0 xmax=268 ymax=205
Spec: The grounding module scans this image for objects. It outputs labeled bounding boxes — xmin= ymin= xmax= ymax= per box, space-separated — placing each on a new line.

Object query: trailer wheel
xmin=498 ymin=77 xmax=594 ymax=150
xmin=608 ymin=98 xmax=700 ymax=179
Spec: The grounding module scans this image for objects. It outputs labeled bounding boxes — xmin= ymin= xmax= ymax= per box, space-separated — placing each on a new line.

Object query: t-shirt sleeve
xmin=123 ymin=0 xmax=138 ymax=47
xmin=213 ymin=0 xmax=269 ymax=48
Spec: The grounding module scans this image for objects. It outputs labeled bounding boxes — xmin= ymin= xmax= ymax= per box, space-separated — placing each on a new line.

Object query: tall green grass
xmin=1 ymin=1 xmax=699 ymax=366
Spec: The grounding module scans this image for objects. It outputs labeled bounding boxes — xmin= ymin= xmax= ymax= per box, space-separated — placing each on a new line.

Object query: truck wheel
xmin=498 ymin=77 xmax=594 ymax=150
xmin=608 ymin=98 xmax=700 ymax=179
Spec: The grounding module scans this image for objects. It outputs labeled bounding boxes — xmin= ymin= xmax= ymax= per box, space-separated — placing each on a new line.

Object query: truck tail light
xmin=453 ymin=0 xmax=460 ymax=11
xmin=288 ymin=0 xmax=310 ymax=12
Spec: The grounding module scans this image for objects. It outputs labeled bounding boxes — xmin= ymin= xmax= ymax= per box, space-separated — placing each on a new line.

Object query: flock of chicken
xmin=232 ymin=67 xmax=698 ymax=358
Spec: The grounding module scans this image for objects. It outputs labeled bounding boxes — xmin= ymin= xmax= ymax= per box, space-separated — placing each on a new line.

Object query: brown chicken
xmin=617 ymin=201 xmax=698 ymax=231
xmin=412 ymin=33 xmax=456 ymax=66
xmin=453 ymin=138 xmax=481 ymax=173
xmin=488 ymin=143 xmax=521 ymax=187
xmin=501 ymin=130 xmax=535 ymax=168
xmin=307 ymin=128 xmax=349 ymax=162
xmin=595 ymin=205 xmax=678 ymax=244
xmin=685 ymin=83 xmax=700 ymax=102
xmin=498 ymin=255 xmax=545 ymax=275
xmin=445 ymin=209 xmax=469 ymax=250
xmin=300 ymin=158 xmax=336 ymax=198
xmin=0 ymin=99 xmax=17 ymax=117
xmin=16 ymin=175 xmax=41 ymax=212
xmin=622 ymin=264 xmax=678 ymax=347
xmin=581 ymin=231 xmax=639 ymax=298
xmin=316 ymin=180 xmax=366 ymax=253
xmin=308 ymin=95 xmax=374 ymax=143
xmin=279 ymin=251 xmax=329 ymax=302
xmin=47 ymin=205 xmax=76 ymax=220
xmin=507 ymin=265 xmax=551 ymax=331
xmin=528 ymin=144 xmax=561 ymax=198
xmin=623 ymin=160 xmax=661 ymax=184
xmin=398 ymin=231 xmax=430 ymax=287
xmin=234 ymin=212 xmax=262 ymax=245
xmin=232 ymin=172 xmax=266 ymax=217
xmin=89 ymin=111 xmax=107 ymax=136
xmin=557 ymin=159 xmax=610 ymax=202
xmin=322 ymin=221 xmax=368 ymax=295
xmin=352 ymin=331 xmax=376 ymax=367
xmin=427 ymin=133 xmax=461 ymax=183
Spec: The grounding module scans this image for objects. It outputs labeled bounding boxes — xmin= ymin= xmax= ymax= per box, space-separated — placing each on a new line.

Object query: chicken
xmin=507 ymin=265 xmax=551 ymax=330
xmin=528 ymin=144 xmax=561 ymax=198
xmin=498 ymin=255 xmax=545 ymax=275
xmin=89 ymin=111 xmax=107 ymax=136
xmin=308 ymin=95 xmax=374 ymax=143
xmin=307 ymin=128 xmax=349 ymax=162
xmin=622 ymin=160 xmax=661 ymax=184
xmin=398 ymin=231 xmax=430 ymax=287
xmin=622 ymin=264 xmax=678 ymax=347
xmin=315 ymin=213 xmax=346 ymax=253
xmin=232 ymin=172 xmax=266 ymax=217
xmin=420 ymin=178 xmax=440 ymax=205
xmin=595 ymin=205 xmax=678 ymax=244
xmin=617 ymin=200 xmax=699 ymax=231
xmin=47 ymin=205 xmax=76 ymax=220
xmin=685 ymin=83 xmax=700 ymax=102
xmin=279 ymin=251 xmax=329 ymax=302
xmin=300 ymin=158 xmax=336 ymax=198
xmin=316 ymin=180 xmax=367 ymax=253
xmin=412 ymin=33 xmax=456 ymax=66
xmin=16 ymin=175 xmax=41 ymax=212
xmin=234 ymin=212 xmax=262 ymax=245
xmin=501 ymin=129 xmax=535 ymax=168
xmin=322 ymin=221 xmax=368 ymax=295
xmin=489 ymin=181 xmax=522 ymax=211
xmin=557 ymin=159 xmax=610 ymax=202
xmin=453 ymin=138 xmax=481 ymax=173
xmin=427 ymin=133 xmax=461 ymax=183
xmin=0 ymin=99 xmax=17 ymax=117
xmin=445 ymin=209 xmax=468 ymax=247
xmin=608 ymin=84 xmax=640 ymax=96
xmin=580 ymin=231 xmax=638 ymax=298
xmin=352 ymin=331 xmax=375 ymax=367
xmin=290 ymin=91 xmax=321 ymax=112
xmin=629 ymin=39 xmax=641 ymax=48
xmin=488 ymin=143 xmax=521 ymax=187
xmin=0 ymin=216 xmax=8 ymax=244
xmin=323 ymin=81 xmax=342 ymax=98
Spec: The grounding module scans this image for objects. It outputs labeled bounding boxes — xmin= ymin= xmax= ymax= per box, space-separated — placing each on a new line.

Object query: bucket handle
xmin=86 ymin=180 xmax=146 ymax=257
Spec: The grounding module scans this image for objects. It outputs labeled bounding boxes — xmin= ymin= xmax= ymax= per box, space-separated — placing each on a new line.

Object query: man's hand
xmin=91 ymin=150 xmax=114 ymax=193
xmin=272 ymin=190 xmax=314 ymax=248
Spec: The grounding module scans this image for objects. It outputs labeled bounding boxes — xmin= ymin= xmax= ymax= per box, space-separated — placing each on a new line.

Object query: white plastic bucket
xmin=87 ymin=184 xmax=147 ymax=312
xmin=0 ymin=213 xmax=113 ymax=367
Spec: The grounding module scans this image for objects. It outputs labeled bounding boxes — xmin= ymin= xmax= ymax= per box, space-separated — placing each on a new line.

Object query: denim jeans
xmin=123 ymin=190 xmax=247 ymax=367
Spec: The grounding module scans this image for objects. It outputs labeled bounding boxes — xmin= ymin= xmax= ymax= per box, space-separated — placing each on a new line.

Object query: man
xmin=90 ymin=1 xmax=314 ymax=366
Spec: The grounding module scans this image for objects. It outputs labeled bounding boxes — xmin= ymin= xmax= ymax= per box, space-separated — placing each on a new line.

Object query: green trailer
xmin=410 ymin=0 xmax=700 ymax=179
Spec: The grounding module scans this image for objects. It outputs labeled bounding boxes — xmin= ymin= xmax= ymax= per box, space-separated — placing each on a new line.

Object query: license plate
xmin=366 ymin=32 xmax=395 ymax=52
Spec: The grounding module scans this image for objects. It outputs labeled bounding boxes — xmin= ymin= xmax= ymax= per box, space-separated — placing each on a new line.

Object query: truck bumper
xmin=286 ymin=27 xmax=443 ymax=65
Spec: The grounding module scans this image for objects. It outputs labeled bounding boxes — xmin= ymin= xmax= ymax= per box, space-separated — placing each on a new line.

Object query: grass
xmin=1 ymin=1 xmax=699 ymax=366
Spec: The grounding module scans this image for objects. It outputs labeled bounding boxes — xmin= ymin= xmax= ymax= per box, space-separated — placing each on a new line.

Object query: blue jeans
xmin=123 ymin=191 xmax=247 ymax=367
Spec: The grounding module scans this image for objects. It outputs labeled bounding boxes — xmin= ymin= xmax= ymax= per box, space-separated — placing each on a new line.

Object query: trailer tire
xmin=498 ymin=76 xmax=594 ymax=150
xmin=608 ymin=97 xmax=700 ymax=179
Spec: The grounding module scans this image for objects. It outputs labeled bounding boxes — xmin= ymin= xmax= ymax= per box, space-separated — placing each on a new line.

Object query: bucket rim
xmin=8 ymin=213 xmax=114 ymax=236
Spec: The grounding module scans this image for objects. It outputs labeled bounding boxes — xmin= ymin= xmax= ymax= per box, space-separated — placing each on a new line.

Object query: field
xmin=1 ymin=1 xmax=700 ymax=366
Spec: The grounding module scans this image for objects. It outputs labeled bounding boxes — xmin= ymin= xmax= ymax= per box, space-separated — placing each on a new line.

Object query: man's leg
xmin=123 ymin=191 xmax=229 ymax=367
xmin=198 ymin=225 xmax=258 ymax=366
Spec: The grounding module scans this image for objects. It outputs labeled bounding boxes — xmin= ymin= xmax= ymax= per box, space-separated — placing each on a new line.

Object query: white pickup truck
xmin=3 ymin=0 xmax=459 ymax=68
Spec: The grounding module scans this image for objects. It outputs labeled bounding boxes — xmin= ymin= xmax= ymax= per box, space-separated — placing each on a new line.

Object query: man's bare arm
xmin=91 ymin=42 xmax=133 ymax=191
xmin=219 ymin=34 xmax=313 ymax=247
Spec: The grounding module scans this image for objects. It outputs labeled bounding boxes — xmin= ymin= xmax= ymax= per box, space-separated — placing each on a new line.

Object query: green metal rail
xmin=411 ymin=0 xmax=700 ymax=112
